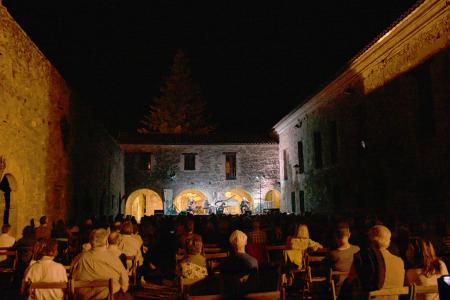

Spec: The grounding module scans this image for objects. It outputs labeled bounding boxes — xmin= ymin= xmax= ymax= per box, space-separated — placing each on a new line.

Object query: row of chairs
xmin=26 ymin=278 xmax=113 ymax=300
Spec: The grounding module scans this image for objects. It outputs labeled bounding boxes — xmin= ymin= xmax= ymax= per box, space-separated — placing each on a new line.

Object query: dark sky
xmin=4 ymin=0 xmax=418 ymax=135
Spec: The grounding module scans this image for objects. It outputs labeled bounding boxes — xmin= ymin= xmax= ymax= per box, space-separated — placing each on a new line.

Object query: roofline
xmin=273 ymin=0 xmax=449 ymax=134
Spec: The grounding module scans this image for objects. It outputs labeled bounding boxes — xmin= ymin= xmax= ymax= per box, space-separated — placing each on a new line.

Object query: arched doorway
xmin=264 ymin=190 xmax=281 ymax=209
xmin=173 ymin=189 xmax=207 ymax=214
xmin=125 ymin=189 xmax=163 ymax=222
xmin=220 ymin=188 xmax=253 ymax=215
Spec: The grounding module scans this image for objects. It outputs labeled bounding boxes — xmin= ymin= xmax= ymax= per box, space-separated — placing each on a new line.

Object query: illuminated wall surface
xmin=121 ymin=142 xmax=280 ymax=217
xmin=274 ymin=0 xmax=450 ymax=215
xmin=0 ymin=4 xmax=124 ymax=235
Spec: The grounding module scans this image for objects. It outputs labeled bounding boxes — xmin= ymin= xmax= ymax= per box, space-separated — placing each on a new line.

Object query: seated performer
xmin=187 ymin=198 xmax=194 ymax=213
xmin=216 ymin=202 xmax=226 ymax=215
xmin=240 ymin=197 xmax=250 ymax=214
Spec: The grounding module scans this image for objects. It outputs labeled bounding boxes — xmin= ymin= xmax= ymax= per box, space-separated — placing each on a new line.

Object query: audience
xmin=405 ymin=238 xmax=448 ymax=300
xmin=72 ymin=228 xmax=130 ymax=300
xmin=23 ymin=239 xmax=67 ymax=300
xmin=1 ymin=211 xmax=449 ymax=299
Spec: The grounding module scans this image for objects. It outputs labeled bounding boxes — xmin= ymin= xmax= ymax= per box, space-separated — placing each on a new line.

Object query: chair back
xmin=411 ymin=284 xmax=438 ymax=300
xmin=204 ymin=247 xmax=223 ymax=254
xmin=245 ymin=290 xmax=281 ymax=299
xmin=368 ymin=286 xmax=411 ymax=299
xmin=71 ymin=278 xmax=113 ymax=300
xmin=187 ymin=295 xmax=222 ymax=300
xmin=28 ymin=281 xmax=69 ymax=300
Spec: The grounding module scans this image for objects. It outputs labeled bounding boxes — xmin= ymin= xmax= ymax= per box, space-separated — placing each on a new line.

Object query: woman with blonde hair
xmin=284 ymin=224 xmax=323 ymax=270
xmin=405 ymin=238 xmax=448 ymax=300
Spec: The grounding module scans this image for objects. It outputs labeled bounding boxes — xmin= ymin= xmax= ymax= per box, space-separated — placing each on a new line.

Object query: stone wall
xmin=274 ymin=0 xmax=450 ymax=215
xmin=121 ymin=143 xmax=280 ymax=214
xmin=0 ymin=4 xmax=70 ymax=236
xmin=0 ymin=4 xmax=125 ymax=234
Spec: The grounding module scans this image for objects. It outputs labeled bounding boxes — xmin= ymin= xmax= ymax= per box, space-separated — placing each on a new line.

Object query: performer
xmin=216 ymin=201 xmax=225 ymax=215
xmin=187 ymin=197 xmax=194 ymax=213
xmin=240 ymin=197 xmax=250 ymax=214
xmin=204 ymin=199 xmax=211 ymax=214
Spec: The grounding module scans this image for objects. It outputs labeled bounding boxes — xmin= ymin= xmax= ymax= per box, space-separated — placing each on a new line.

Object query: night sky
xmin=4 ymin=0 xmax=418 ymax=135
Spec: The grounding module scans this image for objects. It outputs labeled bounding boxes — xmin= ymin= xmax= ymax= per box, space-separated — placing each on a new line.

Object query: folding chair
xmin=126 ymin=255 xmax=137 ymax=289
xmin=0 ymin=249 xmax=17 ymax=282
xmin=71 ymin=278 xmax=114 ymax=300
xmin=368 ymin=286 xmax=411 ymax=300
xmin=205 ymin=252 xmax=228 ymax=274
xmin=411 ymin=284 xmax=438 ymax=300
xmin=329 ymin=269 xmax=349 ymax=300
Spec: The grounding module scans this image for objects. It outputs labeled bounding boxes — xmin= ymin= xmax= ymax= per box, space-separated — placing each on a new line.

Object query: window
xmin=291 ymin=191 xmax=296 ymax=213
xmin=183 ymin=153 xmax=196 ymax=170
xmin=297 ymin=141 xmax=304 ymax=174
xmin=137 ymin=153 xmax=152 ymax=171
xmin=283 ymin=149 xmax=288 ymax=180
xmin=299 ymin=190 xmax=305 ymax=214
xmin=225 ymin=153 xmax=236 ymax=180
xmin=329 ymin=121 xmax=338 ymax=164
xmin=313 ymin=132 xmax=323 ymax=169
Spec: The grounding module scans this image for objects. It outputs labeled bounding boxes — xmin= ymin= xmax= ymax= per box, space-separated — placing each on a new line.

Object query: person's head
xmin=120 ymin=221 xmax=133 ymax=235
xmin=294 ymin=224 xmax=310 ymax=239
xmin=229 ymin=230 xmax=247 ymax=253
xmin=185 ymin=219 xmax=195 ymax=234
xmin=2 ymin=224 xmax=11 ymax=234
xmin=406 ymin=238 xmax=441 ymax=277
xmin=335 ymin=226 xmax=351 ymax=246
xmin=90 ymin=228 xmax=109 ymax=248
xmin=39 ymin=216 xmax=48 ymax=226
xmin=22 ymin=225 xmax=36 ymax=239
xmin=186 ymin=236 xmax=203 ymax=255
xmin=33 ymin=239 xmax=58 ymax=260
xmin=108 ymin=231 xmax=121 ymax=246
xmin=368 ymin=225 xmax=391 ymax=249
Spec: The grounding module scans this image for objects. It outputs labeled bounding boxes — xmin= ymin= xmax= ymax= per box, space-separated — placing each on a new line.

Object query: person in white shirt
xmin=405 ymin=238 xmax=448 ymax=300
xmin=118 ymin=221 xmax=143 ymax=269
xmin=0 ymin=224 xmax=15 ymax=263
xmin=71 ymin=228 xmax=130 ymax=300
xmin=23 ymin=239 xmax=68 ymax=300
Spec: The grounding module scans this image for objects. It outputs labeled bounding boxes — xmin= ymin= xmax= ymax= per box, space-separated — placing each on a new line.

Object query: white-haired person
xmin=340 ymin=225 xmax=404 ymax=300
xmin=71 ymin=228 xmax=131 ymax=300
xmin=23 ymin=239 xmax=67 ymax=300
xmin=220 ymin=230 xmax=258 ymax=274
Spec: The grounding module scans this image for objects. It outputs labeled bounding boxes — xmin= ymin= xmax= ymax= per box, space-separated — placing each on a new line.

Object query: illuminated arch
xmin=125 ymin=189 xmax=163 ymax=222
xmin=173 ymin=189 xmax=207 ymax=213
xmin=264 ymin=189 xmax=281 ymax=209
xmin=220 ymin=188 xmax=253 ymax=215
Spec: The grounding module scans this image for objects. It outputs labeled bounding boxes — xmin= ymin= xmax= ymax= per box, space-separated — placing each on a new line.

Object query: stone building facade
xmin=0 ymin=4 xmax=124 ymax=235
xmin=120 ymin=135 xmax=280 ymax=220
xmin=274 ymin=0 xmax=450 ymax=215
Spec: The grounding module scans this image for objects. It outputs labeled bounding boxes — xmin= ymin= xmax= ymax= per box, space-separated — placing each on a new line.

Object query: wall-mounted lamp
xmin=293 ymin=164 xmax=300 ymax=174
xmin=294 ymin=120 xmax=302 ymax=128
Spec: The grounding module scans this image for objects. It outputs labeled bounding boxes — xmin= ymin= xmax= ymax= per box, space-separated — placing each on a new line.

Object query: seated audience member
xmin=284 ymin=224 xmax=323 ymax=269
xmin=220 ymin=230 xmax=258 ymax=274
xmin=108 ymin=231 xmax=123 ymax=258
xmin=405 ymin=238 xmax=448 ymax=300
xmin=178 ymin=219 xmax=202 ymax=251
xmin=13 ymin=225 xmax=37 ymax=287
xmin=72 ymin=228 xmax=130 ymax=300
xmin=0 ymin=224 xmax=15 ymax=263
xmin=35 ymin=216 xmax=51 ymax=240
xmin=341 ymin=225 xmax=404 ymax=300
xmin=177 ymin=235 xmax=207 ymax=281
xmin=23 ymin=239 xmax=67 ymax=300
xmin=119 ymin=221 xmax=143 ymax=269
xmin=247 ymin=219 xmax=267 ymax=264
xmin=326 ymin=226 xmax=360 ymax=296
